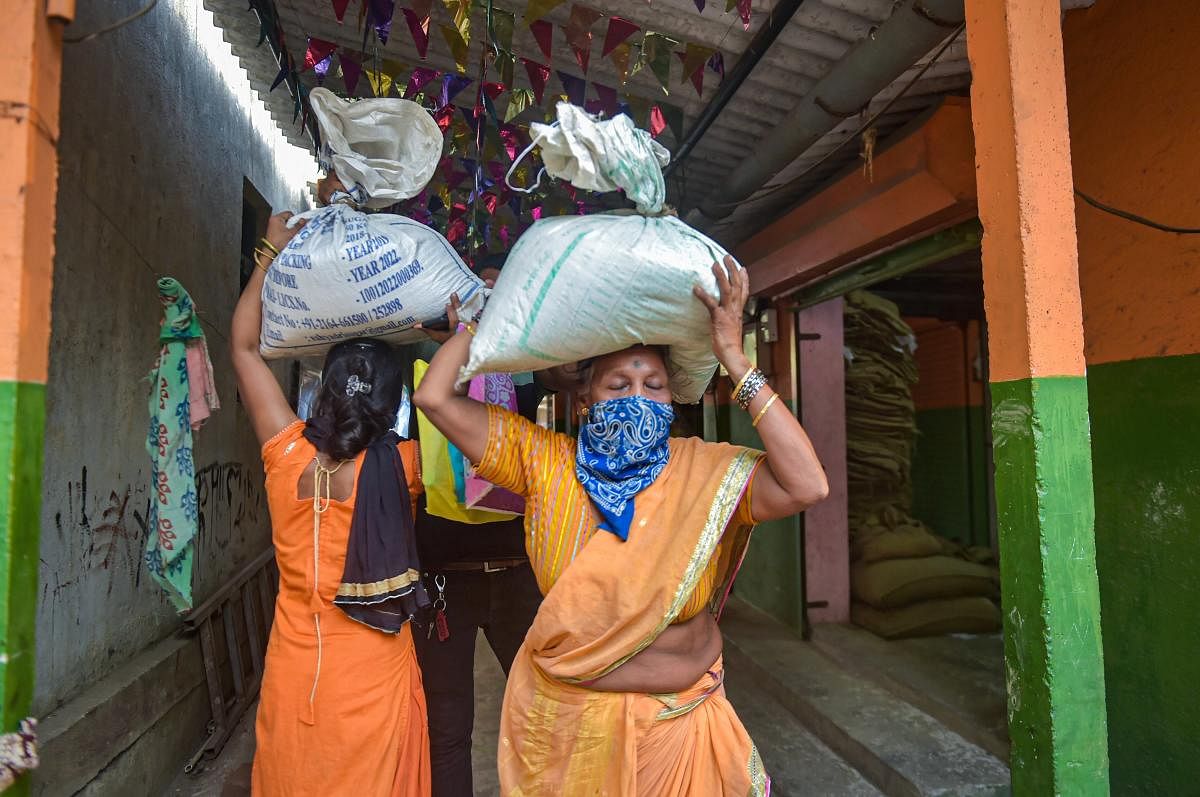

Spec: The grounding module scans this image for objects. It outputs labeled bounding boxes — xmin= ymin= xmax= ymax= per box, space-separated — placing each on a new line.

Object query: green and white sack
xmin=460 ymin=103 xmax=729 ymax=404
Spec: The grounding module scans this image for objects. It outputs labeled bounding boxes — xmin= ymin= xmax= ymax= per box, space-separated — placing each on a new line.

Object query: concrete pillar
xmin=965 ymin=0 xmax=1110 ymax=793
xmin=1 ymin=2 xmax=67 ymax=792
xmin=796 ymin=298 xmax=848 ymax=623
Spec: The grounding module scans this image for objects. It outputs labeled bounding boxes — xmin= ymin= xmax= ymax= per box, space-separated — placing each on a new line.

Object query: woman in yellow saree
xmin=414 ymin=256 xmax=828 ymax=795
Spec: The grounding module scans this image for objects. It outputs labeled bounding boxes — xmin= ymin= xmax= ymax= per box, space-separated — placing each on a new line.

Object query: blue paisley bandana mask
xmin=575 ymin=395 xmax=675 ymax=541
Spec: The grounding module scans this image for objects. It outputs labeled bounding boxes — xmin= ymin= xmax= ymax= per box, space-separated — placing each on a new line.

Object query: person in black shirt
xmin=409 ymin=256 xmax=546 ymax=797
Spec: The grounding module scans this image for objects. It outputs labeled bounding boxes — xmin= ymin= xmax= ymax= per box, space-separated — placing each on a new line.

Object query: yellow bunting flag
xmin=524 ymin=0 xmax=565 ymax=24
xmin=610 ymin=42 xmax=633 ymax=84
xmin=365 ymin=69 xmax=393 ymax=96
xmin=441 ymin=24 xmax=471 ymax=72
xmin=505 ymin=88 xmax=535 ymax=123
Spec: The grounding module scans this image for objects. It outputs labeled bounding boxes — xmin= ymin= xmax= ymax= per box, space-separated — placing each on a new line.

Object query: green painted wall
xmin=717 ymin=400 xmax=804 ymax=635
xmin=989 ymin=375 xmax=1109 ymax=795
xmin=1089 ymin=353 xmax=1200 ymax=794
xmin=0 ymin=380 xmax=46 ymax=797
xmin=911 ymin=406 xmax=989 ymax=547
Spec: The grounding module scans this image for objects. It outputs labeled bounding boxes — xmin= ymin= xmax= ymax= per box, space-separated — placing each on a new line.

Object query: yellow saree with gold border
xmin=475 ymin=406 xmax=769 ymax=796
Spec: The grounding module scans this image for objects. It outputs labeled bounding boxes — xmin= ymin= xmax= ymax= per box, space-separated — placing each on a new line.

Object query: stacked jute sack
xmin=844 ymin=291 xmax=1001 ymax=639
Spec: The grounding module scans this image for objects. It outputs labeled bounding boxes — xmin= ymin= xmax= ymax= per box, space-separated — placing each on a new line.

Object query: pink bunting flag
xmin=304 ymin=37 xmax=339 ymax=71
xmin=522 ymin=58 xmax=551 ymax=103
xmin=332 ymin=0 xmax=352 ymax=22
xmin=405 ymin=66 xmax=441 ymax=99
xmin=529 ymin=19 xmax=553 ymax=61
xmin=602 ymin=17 xmax=639 ymax=57
xmin=402 ymin=8 xmax=431 ymax=58
xmin=532 ymin=206 xmax=543 ymax=221
xmin=340 ymin=53 xmax=362 ymax=94
xmin=649 ymin=105 xmax=667 ymax=138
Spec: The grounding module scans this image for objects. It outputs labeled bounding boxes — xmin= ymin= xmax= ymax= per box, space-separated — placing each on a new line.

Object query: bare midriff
xmin=585 ymin=611 xmax=722 ymax=694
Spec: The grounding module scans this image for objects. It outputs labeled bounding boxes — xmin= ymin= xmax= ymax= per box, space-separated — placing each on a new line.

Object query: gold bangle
xmin=460 ymin=321 xmax=477 ymax=336
xmin=751 ymin=392 xmax=780 ymax=428
xmin=259 ymin=237 xmax=281 ymax=256
xmin=253 ymin=249 xmax=273 ymax=273
xmin=731 ymin=365 xmax=755 ymax=399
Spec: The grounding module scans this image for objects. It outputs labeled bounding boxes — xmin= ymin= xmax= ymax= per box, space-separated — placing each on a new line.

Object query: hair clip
xmin=345 ymin=374 xmax=372 ymax=397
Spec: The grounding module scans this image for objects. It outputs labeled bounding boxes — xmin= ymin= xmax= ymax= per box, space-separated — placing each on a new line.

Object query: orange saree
xmin=476 ymin=406 xmax=768 ymax=796
xmin=252 ymin=421 xmax=431 ymax=797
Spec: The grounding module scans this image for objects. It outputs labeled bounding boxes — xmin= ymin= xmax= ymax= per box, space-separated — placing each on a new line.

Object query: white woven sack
xmin=259 ymin=204 xmax=485 ymax=359
xmin=460 ymin=212 xmax=727 ymax=404
xmin=309 ymin=87 xmax=443 ymax=208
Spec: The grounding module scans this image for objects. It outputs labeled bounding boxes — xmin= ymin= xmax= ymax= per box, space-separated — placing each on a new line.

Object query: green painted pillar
xmin=1 ymin=3 xmax=66 ymax=793
xmin=966 ymin=0 xmax=1110 ymax=793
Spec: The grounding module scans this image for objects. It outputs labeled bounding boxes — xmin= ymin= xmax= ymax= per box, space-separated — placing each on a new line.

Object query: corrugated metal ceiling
xmin=205 ymin=0 xmax=1094 ymax=246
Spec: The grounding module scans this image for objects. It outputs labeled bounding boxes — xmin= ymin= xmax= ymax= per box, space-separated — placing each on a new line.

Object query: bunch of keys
xmin=427 ymin=573 xmax=450 ymax=642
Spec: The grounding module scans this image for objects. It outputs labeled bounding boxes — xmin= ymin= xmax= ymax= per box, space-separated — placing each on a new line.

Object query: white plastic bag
xmin=259 ymin=204 xmax=486 ymax=359
xmin=461 ymin=212 xmax=727 ymax=404
xmin=516 ymin=103 xmax=671 ymax=213
xmin=309 ymin=87 xmax=443 ymax=208
xmin=465 ymin=104 xmax=728 ymax=404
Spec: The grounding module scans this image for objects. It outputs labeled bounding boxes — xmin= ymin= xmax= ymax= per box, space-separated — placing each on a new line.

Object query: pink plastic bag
xmin=464 ymin=374 xmax=526 ymax=515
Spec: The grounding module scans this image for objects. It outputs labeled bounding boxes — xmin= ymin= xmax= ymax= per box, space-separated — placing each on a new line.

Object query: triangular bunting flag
xmin=609 ymin=41 xmax=633 ymax=84
xmin=602 ymin=16 xmax=640 ymax=57
xmin=641 ymin=32 xmax=677 ymax=95
xmin=649 ymin=105 xmax=666 ymax=138
xmin=522 ymin=58 xmax=551 ymax=103
xmin=529 ymin=19 xmax=553 ymax=61
xmin=413 ymin=0 xmax=433 ymax=21
xmin=623 ymin=93 xmax=650 ymax=128
xmin=557 ymin=70 xmax=587 ymax=106
xmin=495 ymin=51 xmax=516 ymax=87
xmin=662 ymin=104 xmax=684 ymax=142
xmin=585 ymin=99 xmax=604 ymax=114
xmin=365 ymin=69 xmax=393 ymax=97
xmin=441 ymin=24 xmax=471 ymax=72
xmin=593 ymin=82 xmax=618 ymax=116
xmin=483 ymin=81 xmax=506 ymax=101
xmin=492 ymin=7 xmax=515 ymax=50
xmin=339 ymin=54 xmax=363 ymax=94
xmin=402 ymin=8 xmax=431 ymax=58
xmin=441 ymin=74 xmax=475 ymax=106
xmin=443 ymin=0 xmax=471 ymax=28
xmin=693 ymin=0 xmax=705 ymax=10
xmin=270 ymin=65 xmax=288 ymax=92
xmin=368 ymin=0 xmax=395 ymax=44
xmin=708 ymin=51 xmax=725 ymax=81
xmin=405 ymin=66 xmax=441 ymax=99
xmin=505 ymin=88 xmax=535 ymax=122
xmin=725 ymin=0 xmax=751 ymax=30
xmin=303 ymin=37 xmax=338 ymax=71
xmin=563 ymin=5 xmax=603 ymax=74
xmin=676 ymin=43 xmax=714 ymax=96
xmin=461 ymin=105 xmax=480 ymax=134
xmin=525 ymin=0 xmax=565 ymax=23
xmin=332 ymin=0 xmax=352 ymax=23
xmin=314 ymin=54 xmax=334 ymax=85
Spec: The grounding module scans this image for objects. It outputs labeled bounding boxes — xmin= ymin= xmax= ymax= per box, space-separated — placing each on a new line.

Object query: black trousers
xmin=413 ymin=562 xmax=543 ymax=797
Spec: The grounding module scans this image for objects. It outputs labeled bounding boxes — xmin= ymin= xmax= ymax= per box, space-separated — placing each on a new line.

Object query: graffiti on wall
xmin=45 ymin=461 xmax=265 ymax=600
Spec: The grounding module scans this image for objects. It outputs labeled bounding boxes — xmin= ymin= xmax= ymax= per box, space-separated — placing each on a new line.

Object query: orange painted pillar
xmin=0 ymin=1 xmax=69 ymax=792
xmin=965 ymin=0 xmax=1109 ymax=793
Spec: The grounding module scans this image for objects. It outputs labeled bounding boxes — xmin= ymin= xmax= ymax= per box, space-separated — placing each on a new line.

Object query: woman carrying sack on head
xmin=413 ymin=256 xmax=828 ymax=795
xmin=233 ymin=210 xmax=431 ymax=796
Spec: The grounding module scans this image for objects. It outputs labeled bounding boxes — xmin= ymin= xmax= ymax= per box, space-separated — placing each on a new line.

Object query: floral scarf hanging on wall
xmin=145 ymin=277 xmax=203 ymax=611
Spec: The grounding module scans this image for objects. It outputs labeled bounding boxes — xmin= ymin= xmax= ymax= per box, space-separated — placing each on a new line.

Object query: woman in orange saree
xmin=415 ymin=256 xmax=828 ymax=795
xmin=233 ymin=211 xmax=431 ymax=796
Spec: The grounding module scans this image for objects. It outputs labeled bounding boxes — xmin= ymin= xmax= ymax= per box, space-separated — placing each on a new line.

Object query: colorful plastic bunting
xmin=562 ymin=5 xmax=603 ymax=74
xmin=365 ymin=69 xmax=393 ymax=96
xmin=304 ymin=37 xmax=338 ymax=71
xmin=725 ymin=0 xmax=752 ymax=30
xmin=441 ymin=24 xmax=471 ymax=72
xmin=641 ymin=32 xmax=678 ymax=95
xmin=402 ymin=8 xmax=431 ymax=58
xmin=677 ymin=43 xmax=714 ymax=96
xmin=332 ymin=0 xmax=352 ymax=23
xmin=522 ymin=58 xmax=551 ymax=103
xmin=525 ymin=0 xmax=565 ymax=23
xmin=315 ymin=54 xmax=334 ymax=85
xmin=339 ymin=54 xmax=363 ymax=94
xmin=662 ymin=104 xmax=684 ymax=142
xmin=593 ymin=82 xmax=618 ymax=116
xmin=557 ymin=71 xmax=587 ymax=106
xmin=649 ymin=105 xmax=666 ymax=138
xmin=609 ymin=41 xmax=633 ymax=84
xmin=529 ymin=19 xmax=553 ymax=61
xmin=270 ymin=65 xmax=288 ymax=91
xmin=708 ymin=51 xmax=725 ymax=81
xmin=693 ymin=0 xmax=705 ymax=10
xmin=405 ymin=66 xmax=441 ymax=99
xmin=441 ymin=74 xmax=474 ymax=106
xmin=368 ymin=0 xmax=395 ymax=44
xmin=602 ymin=16 xmax=640 ymax=57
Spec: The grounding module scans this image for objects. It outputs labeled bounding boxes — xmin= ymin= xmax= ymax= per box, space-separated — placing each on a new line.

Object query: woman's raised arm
xmin=231 ymin=211 xmax=304 ymax=445
xmin=411 ymin=300 xmax=490 ymax=463
xmin=693 ymin=256 xmax=830 ymax=522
